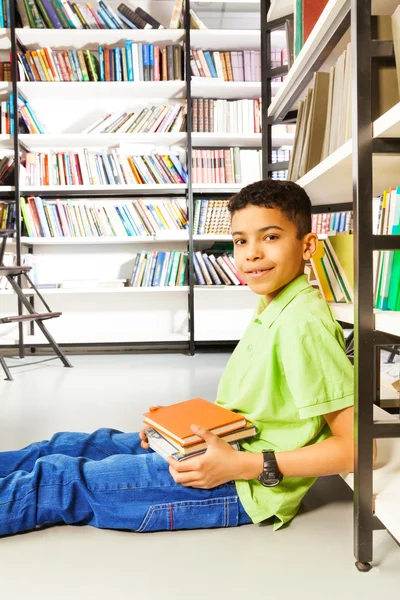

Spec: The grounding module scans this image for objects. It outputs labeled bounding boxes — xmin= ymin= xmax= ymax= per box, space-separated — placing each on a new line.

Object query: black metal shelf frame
xmin=263 ymin=0 xmax=400 ymax=571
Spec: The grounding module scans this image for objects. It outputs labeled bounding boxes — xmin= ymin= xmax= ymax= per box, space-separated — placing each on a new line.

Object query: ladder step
xmin=0 ymin=229 xmax=16 ymax=238
xmin=0 ymin=312 xmax=62 ymax=324
xmin=0 ymin=266 xmax=32 ymax=276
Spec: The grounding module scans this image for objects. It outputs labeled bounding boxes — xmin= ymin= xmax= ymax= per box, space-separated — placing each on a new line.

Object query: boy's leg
xmin=0 ymin=429 xmax=148 ymax=477
xmin=0 ymin=450 xmax=252 ymax=536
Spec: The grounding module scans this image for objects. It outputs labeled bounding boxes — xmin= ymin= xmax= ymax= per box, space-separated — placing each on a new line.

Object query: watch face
xmin=258 ymin=473 xmax=281 ymax=487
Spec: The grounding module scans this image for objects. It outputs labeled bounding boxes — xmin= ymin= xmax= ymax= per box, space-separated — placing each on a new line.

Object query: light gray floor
xmin=0 ymin=352 xmax=399 ymax=600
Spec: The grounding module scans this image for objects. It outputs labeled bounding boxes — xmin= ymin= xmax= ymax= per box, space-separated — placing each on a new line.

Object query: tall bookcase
xmin=2 ymin=0 xmax=293 ymax=352
xmin=264 ymin=0 xmax=400 ymax=571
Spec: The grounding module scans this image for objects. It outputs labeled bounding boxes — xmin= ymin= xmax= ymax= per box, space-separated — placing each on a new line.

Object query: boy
xmin=0 ymin=179 xmax=356 ymax=536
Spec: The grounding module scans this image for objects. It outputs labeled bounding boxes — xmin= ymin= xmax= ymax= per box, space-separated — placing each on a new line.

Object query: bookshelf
xmin=261 ymin=0 xmax=400 ymax=571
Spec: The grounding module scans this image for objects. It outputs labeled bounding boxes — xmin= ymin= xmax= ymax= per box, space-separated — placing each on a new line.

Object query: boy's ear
xmin=302 ymin=232 xmax=318 ymax=261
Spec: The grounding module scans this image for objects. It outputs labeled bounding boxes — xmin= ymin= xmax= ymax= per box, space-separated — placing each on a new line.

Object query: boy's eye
xmin=265 ymin=235 xmax=279 ymax=241
xmin=233 ymin=239 xmax=245 ymax=245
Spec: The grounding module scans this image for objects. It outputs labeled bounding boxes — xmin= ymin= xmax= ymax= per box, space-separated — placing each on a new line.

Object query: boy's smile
xmin=231 ymin=205 xmax=317 ymax=303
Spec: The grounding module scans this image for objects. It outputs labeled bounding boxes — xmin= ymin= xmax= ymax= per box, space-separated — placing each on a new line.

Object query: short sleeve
xmin=278 ymin=316 xmax=354 ymax=419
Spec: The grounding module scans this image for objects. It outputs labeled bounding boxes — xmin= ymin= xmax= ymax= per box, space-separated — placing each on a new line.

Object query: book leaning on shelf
xmin=143 ymin=398 xmax=256 ymax=461
xmin=310 ymin=235 xmax=354 ymax=304
xmin=18 ymin=43 xmax=183 ymax=83
xmin=20 ymin=196 xmax=188 ymax=238
xmin=0 ymin=202 xmax=16 ymax=229
xmin=193 ymin=251 xmax=246 ymax=286
xmin=16 ymin=1 xmax=167 ymax=30
xmin=20 ymin=149 xmax=188 ymax=186
xmin=374 ymin=186 xmax=400 ymax=311
xmin=130 ymin=250 xmax=188 ymax=288
xmin=191 ymin=50 xmax=261 ymax=82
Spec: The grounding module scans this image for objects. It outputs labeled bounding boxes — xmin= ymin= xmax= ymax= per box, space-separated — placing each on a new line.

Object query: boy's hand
xmin=139 ymin=405 xmax=162 ymax=450
xmin=167 ymin=424 xmax=244 ymax=489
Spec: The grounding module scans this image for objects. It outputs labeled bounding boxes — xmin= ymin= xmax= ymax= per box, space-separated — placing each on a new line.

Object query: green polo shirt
xmin=216 ymin=274 xmax=354 ymax=530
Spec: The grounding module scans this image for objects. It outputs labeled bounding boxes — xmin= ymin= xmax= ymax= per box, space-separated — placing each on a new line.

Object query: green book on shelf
xmin=294 ymin=0 xmax=303 ymax=58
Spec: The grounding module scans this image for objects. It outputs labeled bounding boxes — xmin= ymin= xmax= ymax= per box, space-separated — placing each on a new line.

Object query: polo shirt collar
xmin=255 ymin=274 xmax=311 ymax=328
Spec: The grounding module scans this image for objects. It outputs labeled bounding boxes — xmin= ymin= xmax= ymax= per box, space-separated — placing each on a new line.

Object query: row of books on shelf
xmin=130 ymin=250 xmax=188 ymax=287
xmin=84 ymin=104 xmax=186 ymax=135
xmin=311 ymin=211 xmax=353 ymax=235
xmin=191 ymin=148 xmax=262 ymax=185
xmin=21 ymin=150 xmax=188 ymax=186
xmin=18 ymin=43 xmax=184 ymax=83
xmin=192 ymin=98 xmax=261 ymax=134
xmin=271 ymin=48 xmax=288 ymax=84
xmin=193 ymin=199 xmax=230 ymax=236
xmin=190 ymin=50 xmax=261 ymax=83
xmin=16 ymin=1 xmax=167 ymax=31
xmin=374 ymin=186 xmax=400 ymax=311
xmin=194 ymin=251 xmax=245 ymax=286
xmin=20 ymin=196 xmax=188 ymax=239
xmin=289 ymin=15 xmax=399 ymax=181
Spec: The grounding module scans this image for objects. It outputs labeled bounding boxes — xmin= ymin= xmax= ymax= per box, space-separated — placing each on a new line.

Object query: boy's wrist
xmin=235 ymin=451 xmax=264 ymax=481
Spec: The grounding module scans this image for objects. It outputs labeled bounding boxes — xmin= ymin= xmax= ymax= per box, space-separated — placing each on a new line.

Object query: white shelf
xmin=0 ymin=134 xmax=11 ymax=147
xmin=18 ymin=81 xmax=186 ymax=100
xmin=191 ymin=78 xmax=263 ymax=99
xmin=19 ymin=133 xmax=187 ymax=149
xmin=267 ymin=0 xmax=293 ymax=21
xmin=21 ymin=332 xmax=190 ymax=344
xmin=20 ymin=233 xmax=189 ymax=245
xmin=190 ymin=29 xmax=260 ymax=50
xmin=330 ymin=303 xmax=400 ymax=336
xmin=0 ymin=286 xmax=190 ymax=296
xmin=191 ymin=131 xmax=293 ymax=148
xmin=0 ymin=28 xmax=10 ymax=50
xmin=20 ymin=184 xmax=187 ymax=193
xmin=0 ymin=186 xmax=14 ymax=193
xmin=194 ymin=234 xmax=232 ymax=241
xmin=297 ymin=103 xmax=400 ymax=205
xmin=192 ymin=183 xmax=243 ymax=192
xmin=16 ymin=28 xmax=185 ymax=49
xmin=194 ymin=285 xmax=249 ymax=291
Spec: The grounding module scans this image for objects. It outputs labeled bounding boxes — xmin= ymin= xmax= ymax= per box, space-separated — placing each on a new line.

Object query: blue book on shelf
xmin=160 ymin=252 xmax=173 ymax=287
xmin=98 ymin=46 xmax=105 ymax=81
xmin=142 ymin=251 xmax=154 ymax=286
xmin=148 ymin=204 xmax=166 ymax=230
xmin=49 ymin=204 xmax=63 ymax=237
xmin=71 ymin=50 xmax=83 ymax=81
xmin=125 ymin=40 xmax=134 ymax=81
xmin=142 ymin=44 xmax=149 ymax=80
xmin=114 ymin=47 xmax=122 ymax=81
xmin=121 ymin=205 xmax=140 ymax=236
xmin=63 ymin=154 xmax=73 ymax=185
xmin=34 ymin=197 xmax=51 ymax=237
xmin=203 ymin=51 xmax=218 ymax=78
xmin=330 ymin=212 xmax=336 ymax=232
xmin=152 ymin=252 xmax=166 ymax=287
xmin=117 ymin=11 xmax=138 ymax=29
xmin=98 ymin=8 xmax=114 ymax=29
xmin=115 ymin=205 xmax=134 ymax=235
xmin=101 ymin=149 xmax=115 ymax=184
xmin=149 ymin=44 xmax=154 ymax=79
xmin=99 ymin=1 xmax=122 ymax=29
xmin=147 ymin=253 xmax=158 ymax=286
xmin=168 ymin=154 xmax=188 ymax=183
xmin=41 ymin=0 xmax=63 ymax=28
xmin=0 ymin=1 xmax=4 ymax=28
xmin=193 ymin=253 xmax=206 ymax=285
xmin=132 ymin=251 xmax=147 ymax=286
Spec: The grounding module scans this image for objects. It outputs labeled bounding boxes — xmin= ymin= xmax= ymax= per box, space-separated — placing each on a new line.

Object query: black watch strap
xmin=257 ymin=450 xmax=283 ymax=487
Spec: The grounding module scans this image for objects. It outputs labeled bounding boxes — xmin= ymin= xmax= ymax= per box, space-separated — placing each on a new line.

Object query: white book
xmin=117 ymin=113 xmax=137 ymax=134
xmin=213 ymin=52 xmax=224 ymax=79
xmin=111 ymin=149 xmax=127 ymax=184
xmin=82 ymin=114 xmax=112 ymax=135
xmin=117 ymin=151 xmax=136 ymax=185
xmin=132 ymin=44 xmax=140 ymax=82
xmin=60 ymin=0 xmax=82 ymax=28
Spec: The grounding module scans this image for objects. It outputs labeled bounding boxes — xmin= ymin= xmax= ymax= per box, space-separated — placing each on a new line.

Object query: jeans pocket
xmin=136 ymin=497 xmax=240 ymax=533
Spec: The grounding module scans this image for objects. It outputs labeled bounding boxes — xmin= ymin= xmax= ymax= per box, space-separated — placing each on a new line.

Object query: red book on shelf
xmin=143 ymin=398 xmax=247 ymax=447
xmin=302 ymin=0 xmax=329 ymax=44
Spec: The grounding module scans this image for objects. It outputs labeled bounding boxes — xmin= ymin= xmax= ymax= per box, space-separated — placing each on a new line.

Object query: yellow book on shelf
xmin=310 ymin=240 xmax=336 ymax=303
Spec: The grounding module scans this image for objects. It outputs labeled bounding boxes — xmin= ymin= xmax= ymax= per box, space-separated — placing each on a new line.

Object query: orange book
xmin=127 ymin=157 xmax=144 ymax=183
xmin=143 ymin=397 xmax=247 ymax=447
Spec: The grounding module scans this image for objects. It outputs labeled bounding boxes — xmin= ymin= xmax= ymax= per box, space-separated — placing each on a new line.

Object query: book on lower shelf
xmin=130 ymin=250 xmax=188 ymax=288
xmin=193 ymin=250 xmax=246 ymax=287
xmin=191 ymin=98 xmax=261 ymax=134
xmin=190 ymin=50 xmax=261 ymax=82
xmin=146 ymin=422 xmax=256 ymax=462
xmin=142 ymin=397 xmax=251 ymax=448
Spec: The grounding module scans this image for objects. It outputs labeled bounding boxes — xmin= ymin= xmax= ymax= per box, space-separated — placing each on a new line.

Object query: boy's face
xmin=231 ymin=205 xmax=317 ymax=303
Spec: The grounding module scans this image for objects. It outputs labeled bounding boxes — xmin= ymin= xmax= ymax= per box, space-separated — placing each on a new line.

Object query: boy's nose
xmin=245 ymin=244 xmax=263 ymax=261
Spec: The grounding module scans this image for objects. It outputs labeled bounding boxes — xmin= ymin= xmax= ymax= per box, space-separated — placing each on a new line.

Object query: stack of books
xmin=191 ymin=50 xmax=261 ymax=82
xmin=18 ymin=43 xmax=183 ymax=83
xmin=143 ymin=398 xmax=256 ymax=461
xmin=310 ymin=235 xmax=354 ymax=304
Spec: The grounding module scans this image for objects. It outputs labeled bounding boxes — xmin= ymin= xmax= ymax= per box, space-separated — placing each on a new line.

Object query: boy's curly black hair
xmin=228 ymin=179 xmax=312 ymax=240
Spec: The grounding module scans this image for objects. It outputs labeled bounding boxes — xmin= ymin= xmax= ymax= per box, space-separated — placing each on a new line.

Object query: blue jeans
xmin=0 ymin=428 xmax=252 ymax=536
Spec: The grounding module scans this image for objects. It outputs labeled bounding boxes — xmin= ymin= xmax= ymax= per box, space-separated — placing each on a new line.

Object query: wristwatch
xmin=257 ymin=450 xmax=283 ymax=487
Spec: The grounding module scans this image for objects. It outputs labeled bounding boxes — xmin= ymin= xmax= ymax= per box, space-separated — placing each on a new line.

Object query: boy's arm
xmin=168 ymin=406 xmax=377 ymax=489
